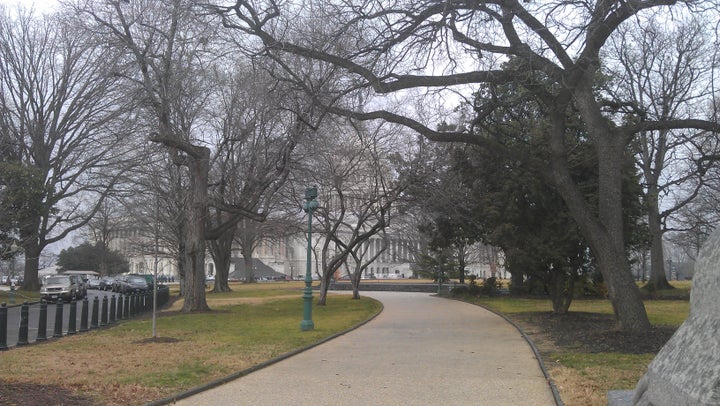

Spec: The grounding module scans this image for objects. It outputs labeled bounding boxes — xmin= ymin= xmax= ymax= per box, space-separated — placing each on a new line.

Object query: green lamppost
xmin=301 ymin=186 xmax=318 ymax=331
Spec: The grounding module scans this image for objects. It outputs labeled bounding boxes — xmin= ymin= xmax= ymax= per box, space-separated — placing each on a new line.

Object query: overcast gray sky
xmin=0 ymin=0 xmax=57 ymax=12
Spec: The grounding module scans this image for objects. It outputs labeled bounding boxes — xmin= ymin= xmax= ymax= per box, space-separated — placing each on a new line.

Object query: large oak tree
xmin=211 ymin=0 xmax=720 ymax=330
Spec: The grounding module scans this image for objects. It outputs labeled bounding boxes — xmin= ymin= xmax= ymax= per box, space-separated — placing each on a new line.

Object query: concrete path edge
xmin=145 ymin=300 xmax=385 ymax=406
xmin=453 ymin=297 xmax=564 ymax=406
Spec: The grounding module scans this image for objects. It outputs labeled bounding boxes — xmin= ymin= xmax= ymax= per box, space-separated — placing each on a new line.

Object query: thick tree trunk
xmin=547 ymin=100 xmax=651 ymax=330
xmin=504 ymin=251 xmax=525 ymax=295
xmin=21 ymin=241 xmax=41 ymax=291
xmin=210 ymin=225 xmax=234 ymax=293
xmin=350 ymin=271 xmax=361 ymax=299
xmin=457 ymin=255 xmax=466 ymax=285
xmin=645 ymin=198 xmax=673 ymax=291
xmin=243 ymin=254 xmax=255 ymax=283
xmin=176 ymin=238 xmax=186 ymax=297
xmin=317 ymin=271 xmax=331 ymax=305
xmin=181 ymin=152 xmax=210 ymax=312
xmin=593 ymin=137 xmax=651 ymax=330
xmin=549 ymin=267 xmax=574 ymax=315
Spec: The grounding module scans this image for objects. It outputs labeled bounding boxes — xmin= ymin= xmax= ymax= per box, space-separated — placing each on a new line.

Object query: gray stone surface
xmin=633 ymin=229 xmax=720 ymax=405
xmin=607 ymin=390 xmax=633 ymax=406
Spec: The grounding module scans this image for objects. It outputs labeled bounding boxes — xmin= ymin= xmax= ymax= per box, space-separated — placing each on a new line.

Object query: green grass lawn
xmin=0 ymin=288 xmax=40 ymax=303
xmin=459 ymin=281 xmax=690 ymax=406
xmin=0 ymin=284 xmax=382 ymax=405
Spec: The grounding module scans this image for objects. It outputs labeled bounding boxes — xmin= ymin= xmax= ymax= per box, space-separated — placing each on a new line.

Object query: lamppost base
xmin=300 ymin=319 xmax=314 ymax=331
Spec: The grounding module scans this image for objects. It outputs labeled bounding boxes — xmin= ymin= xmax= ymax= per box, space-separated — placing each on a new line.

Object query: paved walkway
xmin=173 ymin=291 xmax=557 ymax=406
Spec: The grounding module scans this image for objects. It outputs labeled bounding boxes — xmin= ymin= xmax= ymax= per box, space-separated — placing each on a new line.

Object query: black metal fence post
xmin=91 ymin=296 xmax=99 ymax=329
xmin=118 ymin=294 xmax=125 ymax=320
xmin=101 ymin=295 xmax=108 ymax=326
xmin=80 ymin=296 xmax=89 ymax=332
xmin=109 ymin=295 xmax=116 ymax=324
xmin=67 ymin=299 xmax=77 ymax=335
xmin=37 ymin=301 xmax=48 ymax=341
xmin=53 ymin=299 xmax=64 ymax=338
xmin=0 ymin=303 xmax=8 ymax=350
xmin=16 ymin=302 xmax=29 ymax=346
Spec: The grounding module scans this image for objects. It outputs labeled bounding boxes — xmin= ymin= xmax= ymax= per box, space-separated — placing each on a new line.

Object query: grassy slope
xmin=0 ymin=282 xmax=382 ymax=405
xmin=466 ymin=281 xmax=690 ymax=406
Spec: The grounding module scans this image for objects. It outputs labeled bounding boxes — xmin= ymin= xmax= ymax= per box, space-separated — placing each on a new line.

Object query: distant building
xmin=108 ymin=221 xmax=503 ymax=281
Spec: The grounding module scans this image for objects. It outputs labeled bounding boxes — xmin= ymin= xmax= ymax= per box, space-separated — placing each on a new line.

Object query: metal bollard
xmin=91 ymin=296 xmax=99 ymax=329
xmin=0 ymin=303 xmax=7 ymax=350
xmin=36 ymin=301 xmax=48 ymax=341
xmin=123 ymin=295 xmax=130 ymax=319
xmin=127 ymin=294 xmax=134 ymax=318
xmin=80 ymin=296 xmax=89 ymax=332
xmin=109 ymin=295 xmax=116 ymax=324
xmin=67 ymin=299 xmax=77 ymax=335
xmin=118 ymin=294 xmax=125 ymax=320
xmin=101 ymin=295 xmax=108 ymax=326
xmin=53 ymin=299 xmax=64 ymax=338
xmin=17 ymin=302 xmax=29 ymax=346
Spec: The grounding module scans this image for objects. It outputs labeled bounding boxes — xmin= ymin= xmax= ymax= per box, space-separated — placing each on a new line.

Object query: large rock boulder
xmin=633 ymin=229 xmax=720 ymax=405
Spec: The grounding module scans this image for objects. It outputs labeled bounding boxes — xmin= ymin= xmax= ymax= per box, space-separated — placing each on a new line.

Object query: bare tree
xmin=205 ymin=63 xmax=311 ymax=292
xmin=210 ymin=1 xmax=720 ymax=330
xmin=73 ymin=0 xmax=232 ymax=311
xmin=0 ymin=6 xmax=139 ymax=290
xmin=299 ymin=119 xmax=417 ymax=304
xmin=604 ymin=15 xmax=719 ymax=290
xmin=668 ymin=176 xmax=720 ymax=261
xmin=73 ymin=0 xmax=319 ymax=309
xmin=344 ymin=231 xmax=388 ymax=299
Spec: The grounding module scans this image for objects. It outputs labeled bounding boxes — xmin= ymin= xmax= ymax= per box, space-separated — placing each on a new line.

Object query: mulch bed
xmin=513 ymin=311 xmax=677 ymax=354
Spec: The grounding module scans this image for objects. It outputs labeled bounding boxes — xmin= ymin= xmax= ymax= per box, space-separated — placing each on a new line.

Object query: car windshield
xmin=128 ymin=276 xmax=146 ymax=283
xmin=46 ymin=276 xmax=70 ymax=284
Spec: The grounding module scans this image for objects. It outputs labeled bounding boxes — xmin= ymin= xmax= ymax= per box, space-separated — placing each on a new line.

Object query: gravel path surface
xmin=173 ymin=291 xmax=556 ymax=406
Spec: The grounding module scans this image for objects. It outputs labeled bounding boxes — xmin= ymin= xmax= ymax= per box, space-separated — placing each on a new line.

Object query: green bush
xmin=480 ymin=276 xmax=502 ymax=295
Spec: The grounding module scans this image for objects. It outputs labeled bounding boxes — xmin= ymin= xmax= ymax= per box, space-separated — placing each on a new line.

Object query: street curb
xmin=443 ymin=295 xmax=564 ymax=406
xmin=146 ymin=299 xmax=385 ymax=406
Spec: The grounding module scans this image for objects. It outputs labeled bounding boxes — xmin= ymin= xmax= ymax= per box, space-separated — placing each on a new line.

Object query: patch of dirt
xmin=513 ymin=311 xmax=677 ymax=354
xmin=0 ymin=382 xmax=96 ymax=406
xmin=132 ymin=336 xmax=182 ymax=344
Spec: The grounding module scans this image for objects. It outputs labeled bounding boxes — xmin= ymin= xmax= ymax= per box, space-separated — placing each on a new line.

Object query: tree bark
xmin=243 ymin=253 xmax=255 ymax=283
xmin=548 ymin=97 xmax=651 ymax=330
xmin=645 ymin=193 xmax=673 ymax=291
xmin=548 ymin=267 xmax=574 ymax=315
xmin=210 ymin=224 xmax=235 ymax=293
xmin=457 ymin=241 xmax=466 ymax=285
xmin=21 ymin=242 xmax=41 ymax=291
xmin=180 ymin=151 xmax=211 ymax=312
xmin=350 ymin=270 xmax=361 ymax=300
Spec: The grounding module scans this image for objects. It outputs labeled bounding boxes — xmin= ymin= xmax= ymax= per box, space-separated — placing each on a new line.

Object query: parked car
xmin=112 ymin=275 xmax=127 ymax=293
xmin=86 ymin=277 xmax=102 ymax=290
xmin=137 ymin=274 xmax=154 ymax=290
xmin=99 ymin=276 xmax=116 ymax=291
xmin=40 ymin=275 xmax=81 ymax=302
xmin=122 ymin=275 xmax=149 ymax=294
